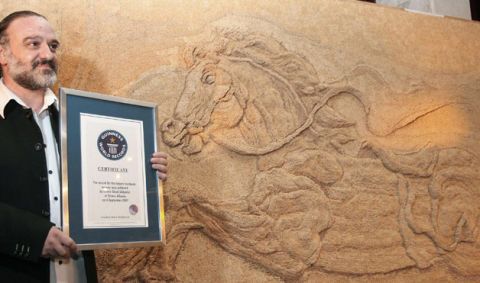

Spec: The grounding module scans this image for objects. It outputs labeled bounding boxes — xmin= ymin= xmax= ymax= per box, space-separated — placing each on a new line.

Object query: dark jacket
xmin=0 ymin=100 xmax=97 ymax=282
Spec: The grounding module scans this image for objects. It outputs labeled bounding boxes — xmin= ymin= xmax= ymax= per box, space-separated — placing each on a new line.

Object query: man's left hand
xmin=151 ymin=151 xmax=168 ymax=180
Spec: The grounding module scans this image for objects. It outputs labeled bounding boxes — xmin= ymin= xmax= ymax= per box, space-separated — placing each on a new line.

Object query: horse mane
xmin=179 ymin=30 xmax=356 ymax=155
xmin=183 ymin=30 xmax=324 ymax=99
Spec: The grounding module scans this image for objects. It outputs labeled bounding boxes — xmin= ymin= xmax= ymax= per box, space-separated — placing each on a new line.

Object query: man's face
xmin=0 ymin=16 xmax=60 ymax=90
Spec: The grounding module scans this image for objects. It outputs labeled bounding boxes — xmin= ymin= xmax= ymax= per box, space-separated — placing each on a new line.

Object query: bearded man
xmin=0 ymin=11 xmax=168 ymax=282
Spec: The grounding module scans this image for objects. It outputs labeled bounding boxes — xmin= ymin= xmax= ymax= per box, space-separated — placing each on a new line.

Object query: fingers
xmin=42 ymin=227 xmax=78 ymax=259
xmin=150 ymin=153 xmax=168 ymax=166
xmin=151 ymin=152 xmax=168 ymax=180
xmin=52 ymin=239 xmax=68 ymax=258
xmin=57 ymin=231 xmax=78 ymax=255
xmin=151 ymin=151 xmax=168 ymax=159
xmin=156 ymin=171 xmax=167 ymax=181
xmin=151 ymin=163 xmax=167 ymax=172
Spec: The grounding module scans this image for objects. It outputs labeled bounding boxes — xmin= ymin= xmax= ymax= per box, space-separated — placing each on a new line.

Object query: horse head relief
xmin=162 ymin=51 xmax=312 ymax=154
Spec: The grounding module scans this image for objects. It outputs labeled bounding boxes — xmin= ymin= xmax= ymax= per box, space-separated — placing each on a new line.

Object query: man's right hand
xmin=41 ymin=227 xmax=78 ymax=259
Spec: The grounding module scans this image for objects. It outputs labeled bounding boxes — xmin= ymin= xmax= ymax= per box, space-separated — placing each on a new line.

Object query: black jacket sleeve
xmin=0 ymin=202 xmax=54 ymax=262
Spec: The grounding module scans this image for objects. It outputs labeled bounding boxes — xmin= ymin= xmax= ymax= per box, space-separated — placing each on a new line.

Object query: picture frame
xmin=60 ymin=88 xmax=165 ymax=250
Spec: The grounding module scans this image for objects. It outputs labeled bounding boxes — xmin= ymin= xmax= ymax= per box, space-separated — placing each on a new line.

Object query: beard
xmin=6 ymin=50 xmax=58 ymax=90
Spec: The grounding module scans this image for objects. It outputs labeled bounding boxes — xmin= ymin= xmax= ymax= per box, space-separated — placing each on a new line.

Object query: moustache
xmin=32 ymin=59 xmax=58 ymax=72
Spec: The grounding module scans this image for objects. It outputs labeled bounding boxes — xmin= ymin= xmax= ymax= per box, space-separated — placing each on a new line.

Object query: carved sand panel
xmin=2 ymin=0 xmax=480 ymax=282
xmin=103 ymin=15 xmax=480 ymax=282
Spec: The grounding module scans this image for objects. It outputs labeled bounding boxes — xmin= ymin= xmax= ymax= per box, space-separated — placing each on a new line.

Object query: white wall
xmin=377 ymin=0 xmax=472 ymax=20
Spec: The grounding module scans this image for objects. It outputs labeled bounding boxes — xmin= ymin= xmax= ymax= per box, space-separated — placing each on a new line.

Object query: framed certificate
xmin=60 ymin=88 xmax=165 ymax=250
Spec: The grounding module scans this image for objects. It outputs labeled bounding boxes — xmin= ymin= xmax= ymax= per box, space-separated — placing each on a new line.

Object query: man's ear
xmin=0 ymin=42 xmax=8 ymax=67
xmin=0 ymin=44 xmax=7 ymax=66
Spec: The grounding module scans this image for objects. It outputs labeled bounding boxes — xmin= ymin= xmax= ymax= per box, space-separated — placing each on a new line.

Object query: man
xmin=0 ymin=11 xmax=168 ymax=282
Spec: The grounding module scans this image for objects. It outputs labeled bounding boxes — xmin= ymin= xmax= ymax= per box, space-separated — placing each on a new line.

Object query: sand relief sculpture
xmin=97 ymin=18 xmax=480 ymax=282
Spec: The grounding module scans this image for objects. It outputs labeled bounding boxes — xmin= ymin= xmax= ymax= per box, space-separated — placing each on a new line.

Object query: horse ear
xmin=182 ymin=45 xmax=207 ymax=69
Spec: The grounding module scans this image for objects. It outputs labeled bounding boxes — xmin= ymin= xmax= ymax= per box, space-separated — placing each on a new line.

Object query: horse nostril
xmin=162 ymin=118 xmax=174 ymax=132
xmin=161 ymin=117 xmax=191 ymax=149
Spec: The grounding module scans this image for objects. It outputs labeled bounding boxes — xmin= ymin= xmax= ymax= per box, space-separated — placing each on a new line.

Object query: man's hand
xmin=41 ymin=227 xmax=78 ymax=259
xmin=151 ymin=151 xmax=168 ymax=180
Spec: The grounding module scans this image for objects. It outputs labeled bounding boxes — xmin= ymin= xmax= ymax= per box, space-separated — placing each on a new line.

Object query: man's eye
xmin=28 ymin=41 xmax=40 ymax=48
xmin=49 ymin=43 xmax=59 ymax=51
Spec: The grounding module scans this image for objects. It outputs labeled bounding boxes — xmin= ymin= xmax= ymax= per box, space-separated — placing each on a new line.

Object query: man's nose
xmin=38 ymin=42 xmax=55 ymax=60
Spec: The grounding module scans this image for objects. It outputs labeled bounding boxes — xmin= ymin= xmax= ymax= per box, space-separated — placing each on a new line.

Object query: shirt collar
xmin=0 ymin=79 xmax=57 ymax=118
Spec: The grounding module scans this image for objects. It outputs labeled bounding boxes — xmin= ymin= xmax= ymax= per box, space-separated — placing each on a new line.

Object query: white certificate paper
xmin=80 ymin=113 xmax=148 ymax=228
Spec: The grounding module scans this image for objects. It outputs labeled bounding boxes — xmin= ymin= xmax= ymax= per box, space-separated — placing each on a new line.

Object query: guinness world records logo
xmin=97 ymin=130 xmax=128 ymax=160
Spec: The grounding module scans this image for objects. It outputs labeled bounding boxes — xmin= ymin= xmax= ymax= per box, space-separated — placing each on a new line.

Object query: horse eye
xmin=202 ymin=74 xmax=215 ymax=85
